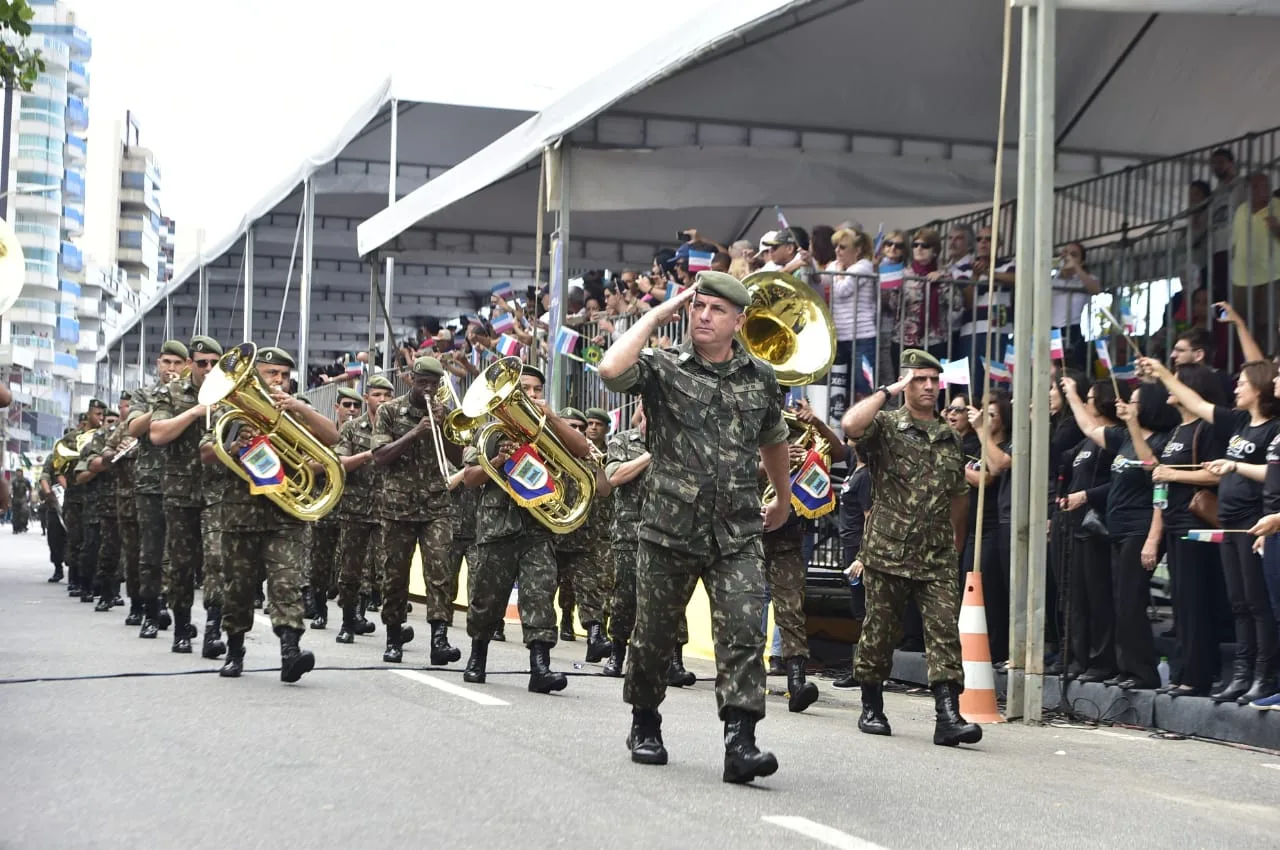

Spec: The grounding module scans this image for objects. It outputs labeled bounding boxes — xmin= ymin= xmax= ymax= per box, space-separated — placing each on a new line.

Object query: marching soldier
xmin=103 ymin=392 xmax=143 ymax=624
xmin=37 ymin=449 xmax=66 ymax=582
xmin=62 ymin=400 xmax=105 ymax=599
xmin=840 ymin=349 xmax=982 ymax=747
xmin=198 ymin=397 xmax=234 ymax=660
xmin=370 ymin=356 xmax=462 ymax=664
xmin=306 ymin=386 xmax=362 ymax=629
xmin=10 ymin=468 xmax=30 ymax=533
xmin=447 ymin=464 xmax=490 ymax=638
xmin=204 ymin=346 xmax=338 ymax=682
xmin=150 ymin=336 xmax=223 ymax=653
xmin=126 ymin=340 xmax=187 ymax=638
xmin=333 ymin=376 xmax=395 ymax=642
xmin=76 ymin=407 xmax=123 ymax=611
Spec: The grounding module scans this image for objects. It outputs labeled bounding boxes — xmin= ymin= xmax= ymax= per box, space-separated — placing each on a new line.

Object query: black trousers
xmin=1111 ymin=535 xmax=1159 ymax=686
xmin=1065 ymin=528 xmax=1116 ymax=676
xmin=46 ymin=510 xmax=66 ymax=568
xmin=1166 ymin=532 xmax=1220 ymax=691
xmin=1219 ymin=525 xmax=1278 ymax=677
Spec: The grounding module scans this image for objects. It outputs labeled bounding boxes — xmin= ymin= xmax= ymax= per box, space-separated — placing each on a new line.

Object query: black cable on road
xmin=0 ymin=665 xmax=619 ymax=686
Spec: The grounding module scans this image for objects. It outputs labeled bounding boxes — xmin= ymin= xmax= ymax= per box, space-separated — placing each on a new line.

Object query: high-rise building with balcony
xmin=104 ymin=110 xmax=168 ymax=300
xmin=0 ymin=0 xmax=91 ymax=459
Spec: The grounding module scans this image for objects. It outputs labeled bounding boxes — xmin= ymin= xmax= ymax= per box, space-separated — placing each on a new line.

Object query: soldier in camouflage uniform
xmin=126 ymin=340 xmax=186 ymax=639
xmin=9 ymin=468 xmax=30 ymax=533
xmin=371 ymin=357 xmax=461 ymax=664
xmin=60 ymin=405 xmax=103 ymax=597
xmin=840 ymin=348 xmax=982 ymax=747
xmin=303 ymin=387 xmax=361 ymax=629
xmin=599 ymin=272 xmax=792 ymax=784
xmin=204 ymin=346 xmax=339 ymax=682
xmin=38 ymin=435 xmax=70 ymax=582
xmin=447 ymin=466 xmax=488 ymax=637
xmin=68 ymin=400 xmax=109 ymax=602
xmin=76 ymin=408 xmax=124 ymax=612
xmin=198 ymin=396 xmax=235 ymax=661
xmin=103 ymin=392 xmax=143 ymax=624
xmin=150 ymin=336 xmax=223 ymax=653
xmin=333 ymin=376 xmax=395 ymax=642
xmin=551 ymin=407 xmax=614 ymax=662
xmin=460 ymin=364 xmax=603 ymax=693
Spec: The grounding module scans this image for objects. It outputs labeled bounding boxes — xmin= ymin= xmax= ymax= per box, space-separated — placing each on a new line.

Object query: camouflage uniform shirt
xmin=333 ymin=412 xmax=381 ymax=522
xmin=149 ymin=376 xmax=206 ymax=508
xmin=450 ymin=482 xmax=481 ymax=542
xmin=74 ymin=428 xmax=115 ymax=518
xmin=371 ymin=393 xmax=452 ymax=523
xmin=103 ymin=418 xmax=138 ymax=520
xmin=127 ymin=383 xmax=166 ymax=496
xmin=601 ymin=338 xmax=788 ymax=556
xmin=855 ymin=407 xmax=967 ymax=580
xmin=604 ymin=427 xmax=648 ymax=544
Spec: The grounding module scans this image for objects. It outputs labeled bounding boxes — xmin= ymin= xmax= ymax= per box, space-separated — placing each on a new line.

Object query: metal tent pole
xmin=382 ymin=99 xmax=399 ymax=373
xmin=243 ymin=228 xmax=255 ymax=343
xmin=547 ymin=143 xmax=572 ymax=413
xmin=164 ymin=296 xmax=172 ymax=342
xmin=298 ymin=178 xmax=315 ymax=375
xmin=198 ymin=264 xmax=209 ymax=338
xmin=368 ymin=258 xmax=379 ymax=384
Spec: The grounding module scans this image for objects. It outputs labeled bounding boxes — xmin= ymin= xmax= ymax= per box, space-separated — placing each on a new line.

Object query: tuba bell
xmin=198 ymin=342 xmax=346 ymax=522
xmin=446 ymin=356 xmax=595 ymax=534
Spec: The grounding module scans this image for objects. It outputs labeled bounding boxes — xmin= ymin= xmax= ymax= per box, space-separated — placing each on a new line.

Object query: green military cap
xmin=411 ymin=356 xmax=444 ymax=378
xmin=63 ymin=426 xmax=76 ymax=436
xmin=188 ymin=336 xmax=223 ymax=356
xmin=160 ymin=340 xmax=189 ymax=359
xmin=559 ymin=406 xmax=586 ymax=423
xmin=295 ymin=396 xmax=313 ymax=408
xmin=104 ymin=408 xmax=120 ymax=418
xmin=120 ymin=389 xmax=133 ymax=401
xmin=337 ymin=387 xmax=364 ymax=403
xmin=899 ymin=348 xmax=943 ymax=372
xmin=520 ymin=364 xmax=545 ymax=384
xmin=585 ymin=407 xmax=611 ymax=425
xmin=257 ymin=346 xmax=295 ymax=368
xmin=366 ymin=376 xmax=395 ymax=391
xmin=87 ymin=398 xmax=107 ymax=410
xmin=76 ymin=414 xmax=86 ymax=423
xmin=693 ymin=270 xmax=751 ymax=309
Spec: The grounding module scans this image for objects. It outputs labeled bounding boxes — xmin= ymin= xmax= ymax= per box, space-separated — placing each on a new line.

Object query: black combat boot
xmin=601 ymin=641 xmax=626 ymax=678
xmin=490 ymin=622 xmax=506 ymax=642
xmin=111 ymin=582 xmax=124 ymax=607
xmin=1210 ymin=659 xmax=1253 ymax=703
xmin=94 ymin=591 xmax=112 ymax=612
xmin=786 ymin=656 xmax=819 ymax=713
xmin=722 ymin=709 xmax=778 ymax=784
xmin=302 ymin=586 xmax=317 ymax=621
xmin=627 ymin=708 xmax=668 ymax=765
xmin=335 ymin=605 xmax=359 ymax=644
xmin=668 ymin=645 xmax=696 ymax=687
xmin=463 ymin=639 xmax=489 ymax=684
xmin=367 ymin=590 xmax=382 ymax=612
xmin=356 ymin=594 xmax=376 ymax=635
xmin=1237 ymin=666 xmax=1278 ymax=706
xmin=528 ymin=641 xmax=567 ymax=694
xmin=932 ymin=681 xmax=983 ymax=746
xmin=171 ymin=608 xmax=193 ymax=653
xmin=279 ymin=627 xmax=316 ymax=683
xmin=383 ymin=622 xmax=405 ymax=663
xmin=560 ymin=608 xmax=576 ymax=642
xmin=139 ymin=597 xmax=159 ymax=639
xmin=47 ymin=563 xmax=63 ymax=583
xmin=254 ymin=583 xmax=265 ymax=610
xmin=202 ymin=607 xmax=226 ymax=660
xmin=311 ymin=599 xmax=328 ymax=630
xmin=219 ymin=632 xmax=245 ymax=678
xmin=80 ymin=577 xmax=96 ymax=603
xmin=858 ymin=682 xmax=892 ymax=736
xmin=429 ymin=621 xmax=461 ymax=665
xmin=585 ymin=622 xmax=613 ymax=663
xmin=155 ymin=598 xmax=171 ymax=631
xmin=124 ymin=599 xmax=143 ymax=627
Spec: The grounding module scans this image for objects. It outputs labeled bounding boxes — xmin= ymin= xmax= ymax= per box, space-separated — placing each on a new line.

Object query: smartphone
xmin=678 ymin=230 xmax=692 ymax=243
xmin=526 ymin=285 xmax=537 ymax=305
xmin=1217 ymin=306 xmax=1229 ymax=321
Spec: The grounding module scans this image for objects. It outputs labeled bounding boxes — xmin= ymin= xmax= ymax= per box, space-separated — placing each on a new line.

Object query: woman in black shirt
xmin=964 ymin=391 xmax=1012 ymax=665
xmin=1141 ymin=357 xmax=1280 ymax=705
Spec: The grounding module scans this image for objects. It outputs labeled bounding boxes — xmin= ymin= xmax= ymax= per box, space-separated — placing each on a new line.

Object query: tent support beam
xmin=299 ymin=178 xmax=315 ymax=373
xmin=383 ymin=98 xmax=399 ymax=373
xmin=1055 ymin=13 xmax=1157 ymax=147
xmin=243 ymin=227 xmax=255 ymax=343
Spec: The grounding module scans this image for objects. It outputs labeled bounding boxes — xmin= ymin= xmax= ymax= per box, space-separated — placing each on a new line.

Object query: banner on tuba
xmin=789 ymin=449 xmax=835 ymax=519
xmin=503 ymin=444 xmax=557 ymax=507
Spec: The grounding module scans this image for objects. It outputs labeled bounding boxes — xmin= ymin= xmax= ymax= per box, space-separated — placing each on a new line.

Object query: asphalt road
xmin=2 ymin=528 xmax=1278 ymax=850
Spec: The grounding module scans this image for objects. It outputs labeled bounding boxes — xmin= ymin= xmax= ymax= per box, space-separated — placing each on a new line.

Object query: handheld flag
xmin=1004 ymin=342 xmax=1016 ymax=372
xmin=553 ymin=326 xmax=581 ymax=356
xmin=494 ymin=334 xmax=523 ymax=357
xmin=688 ymin=250 xmax=714 ymax=273
xmin=1111 ymin=362 xmax=1138 ymax=381
xmin=859 ymin=355 xmax=874 ymax=389
xmin=981 ymin=357 xmax=1011 ymax=383
xmin=609 ymin=407 xmax=624 ymax=433
xmin=665 ymin=281 xmax=682 ymax=301
xmin=940 ymin=357 xmax=971 ymax=386
xmin=490 ymin=311 xmax=516 ymax=335
xmin=1184 ymin=529 xmax=1225 ymax=543
xmin=491 ymin=281 xmax=514 ymax=301
xmin=774 ymin=206 xmax=790 ymax=231
xmin=878 ymin=261 xmax=904 ymax=291
xmin=1049 ymin=328 xmax=1064 ymax=360
xmin=1094 ymin=338 xmax=1113 ymax=369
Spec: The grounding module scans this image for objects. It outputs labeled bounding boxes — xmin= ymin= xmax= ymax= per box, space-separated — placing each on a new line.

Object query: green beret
xmin=520 ymin=365 xmax=545 ymax=385
xmin=585 ymin=407 xmax=610 ymax=425
xmin=559 ymin=406 xmax=586 ymax=423
xmin=258 ymin=347 xmax=295 ymax=368
xmin=105 ymin=409 xmax=120 ymax=418
xmin=188 ymin=336 xmax=223 ymax=356
xmin=899 ymin=348 xmax=943 ymax=372
xmin=366 ymin=376 xmax=395 ymax=391
xmin=337 ymin=387 xmax=364 ymax=403
xmin=295 ymin=396 xmax=313 ymax=408
xmin=693 ymin=270 xmax=751 ymax=309
xmin=87 ymin=398 xmax=107 ymax=410
xmin=411 ymin=356 xmax=444 ymax=378
xmin=76 ymin=413 xmax=86 ymax=423
xmin=160 ymin=340 xmax=189 ymax=359
xmin=120 ymin=390 xmax=133 ymax=401
xmin=63 ymin=427 xmax=76 ymax=436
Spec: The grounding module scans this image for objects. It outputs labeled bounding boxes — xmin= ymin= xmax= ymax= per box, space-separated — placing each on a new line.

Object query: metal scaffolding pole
xmin=243 ymin=227 xmax=255 ymax=343
xmin=136 ymin=312 xmax=145 ymax=376
xmin=118 ymin=338 xmax=125 ymax=390
xmin=198 ymin=264 xmax=209 ymax=338
xmin=382 ymin=99 xmax=399 ymax=373
xmin=368 ymin=258 xmax=379 ymax=384
xmin=298 ymin=178 xmax=315 ymax=375
xmin=547 ymin=142 xmax=571 ymax=413
xmin=164 ymin=296 xmax=172 ymax=342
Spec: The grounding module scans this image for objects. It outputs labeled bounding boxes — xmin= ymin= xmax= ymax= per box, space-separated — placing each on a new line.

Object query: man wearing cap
xmin=599 ymin=270 xmax=793 ymax=784
xmin=101 ymin=392 xmax=144 ymax=624
xmin=578 ymin=406 xmax=619 ymax=662
xmin=305 ymin=386 xmax=363 ymax=630
xmin=204 ymin=345 xmax=336 ymax=682
xmin=550 ymin=407 xmax=599 ymax=655
xmin=760 ymin=228 xmax=813 ymax=284
xmin=38 ymin=431 xmax=72 ymax=582
xmin=126 ymin=340 xmax=187 ymax=638
xmin=370 ymin=356 xmax=463 ymax=664
xmin=840 ymin=348 xmax=982 ymax=747
xmin=60 ymin=400 xmax=104 ymax=599
xmin=446 ymin=447 xmax=487 ymax=639
xmin=151 ymin=336 xmax=223 ymax=653
xmin=333 ymin=376 xmax=395 ymax=642
xmin=10 ymin=467 xmax=30 ymax=534
xmin=460 ymin=363 xmax=601 ymax=692
xmin=75 ymin=406 xmax=122 ymax=608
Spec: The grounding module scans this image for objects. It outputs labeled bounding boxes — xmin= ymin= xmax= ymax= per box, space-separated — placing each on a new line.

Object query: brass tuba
xmin=198 ymin=342 xmax=346 ymax=522
xmin=446 ymin=356 xmax=595 ymax=534
xmin=52 ymin=429 xmax=96 ymax=475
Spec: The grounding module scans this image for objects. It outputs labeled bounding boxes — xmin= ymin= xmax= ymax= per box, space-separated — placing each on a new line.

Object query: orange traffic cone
xmin=958 ymin=571 xmax=1005 ymax=723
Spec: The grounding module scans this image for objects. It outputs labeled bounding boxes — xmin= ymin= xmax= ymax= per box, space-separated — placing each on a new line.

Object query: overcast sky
xmin=73 ymin=0 xmax=722 ymax=268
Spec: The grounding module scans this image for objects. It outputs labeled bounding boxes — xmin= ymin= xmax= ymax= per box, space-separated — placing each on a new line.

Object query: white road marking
xmin=1089 ymin=730 xmax=1155 ymax=742
xmin=762 ymin=816 xmax=891 ymax=850
xmin=391 ymin=669 xmax=509 ymax=706
xmin=1261 ymin=763 xmax=1280 ymax=771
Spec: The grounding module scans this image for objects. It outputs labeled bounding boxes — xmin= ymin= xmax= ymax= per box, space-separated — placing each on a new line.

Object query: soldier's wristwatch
xmin=876 ymin=385 xmax=892 ymax=401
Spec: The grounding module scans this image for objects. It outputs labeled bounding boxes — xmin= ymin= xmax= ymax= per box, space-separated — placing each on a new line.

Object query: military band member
xmin=61 ymin=402 xmax=104 ymax=597
xmin=126 ymin=340 xmax=187 ymax=638
xmin=333 ymin=376 xmax=395 ymax=643
xmin=102 ymin=392 xmax=143 ymax=624
xmin=599 ymin=271 xmax=792 ymax=785
xmin=204 ymin=346 xmax=338 ymax=682
xmin=460 ymin=364 xmax=605 ymax=693
xmin=10 ymin=468 xmax=30 ymax=533
xmin=371 ymin=356 xmax=462 ymax=664
xmin=840 ymin=349 xmax=982 ymax=747
xmin=38 ymin=431 xmax=71 ymax=583
xmin=305 ymin=386 xmax=361 ymax=630
xmin=75 ymin=407 xmax=122 ymax=611
xmin=447 ymin=465 xmax=488 ymax=637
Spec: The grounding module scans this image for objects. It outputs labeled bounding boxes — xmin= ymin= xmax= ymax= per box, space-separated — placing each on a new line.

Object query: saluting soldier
xmin=150 ymin=336 xmax=223 ymax=653
xmin=61 ymin=403 xmax=104 ymax=598
xmin=77 ymin=407 xmax=124 ymax=612
xmin=126 ymin=340 xmax=187 ymax=638
xmin=840 ymin=348 xmax=982 ymax=747
xmin=38 ymin=431 xmax=71 ymax=582
xmin=305 ymin=386 xmax=361 ymax=629
xmin=333 ymin=376 xmax=395 ymax=641
xmin=598 ymin=271 xmax=793 ymax=785
xmin=459 ymin=364 xmax=605 ymax=692
xmin=204 ymin=346 xmax=339 ymax=682
xmin=103 ymin=392 xmax=144 ymax=624
xmin=10 ymin=468 xmax=30 ymax=533
xmin=370 ymin=356 xmax=462 ymax=664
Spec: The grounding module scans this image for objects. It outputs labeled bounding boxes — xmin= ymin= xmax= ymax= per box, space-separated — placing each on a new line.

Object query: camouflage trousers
xmin=63 ymin=497 xmax=84 ymax=586
xmin=163 ymin=505 xmax=204 ymax=612
xmin=443 ymin=538 xmax=475 ymax=627
xmin=80 ymin=518 xmax=103 ymax=591
xmin=609 ymin=543 xmax=688 ymax=646
xmin=764 ymin=528 xmax=809 ymax=660
xmin=45 ymin=508 xmax=66 ymax=568
xmin=93 ymin=516 xmax=122 ymax=591
xmin=467 ymin=535 xmax=558 ymax=647
xmin=554 ymin=549 xmax=576 ymax=622
xmin=854 ymin=567 xmax=963 ymax=685
xmin=336 ymin=520 xmax=380 ymax=610
xmin=201 ymin=513 xmax=225 ymax=610
xmin=135 ymin=493 xmax=166 ymax=600
xmin=12 ymin=504 xmax=29 ymax=529
xmin=382 ymin=516 xmax=453 ymax=626
xmin=220 ymin=525 xmax=307 ymax=635
xmin=625 ymin=539 xmax=767 ymax=719
xmin=118 ymin=517 xmax=140 ymax=600
xmin=559 ymin=538 xmax=614 ymax=626
xmin=308 ymin=521 xmax=342 ymax=600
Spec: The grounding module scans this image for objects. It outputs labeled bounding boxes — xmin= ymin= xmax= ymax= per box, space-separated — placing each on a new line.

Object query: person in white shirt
xmin=826 ymin=228 xmax=879 ymax=421
xmin=1053 ymin=241 xmax=1102 ymax=369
